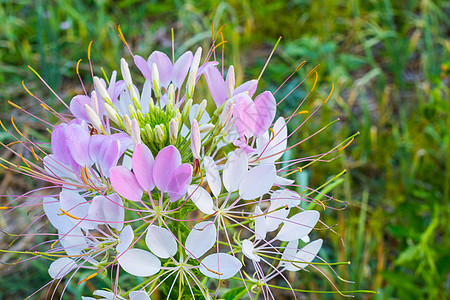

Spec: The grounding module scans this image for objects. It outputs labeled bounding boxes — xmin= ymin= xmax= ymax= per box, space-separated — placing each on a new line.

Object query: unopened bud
xmin=186 ymin=47 xmax=202 ymax=99
xmin=181 ymin=98 xmax=193 ymax=123
xmin=85 ymin=104 xmax=103 ymax=133
xmin=219 ymin=99 xmax=234 ymax=127
xmin=145 ymin=124 xmax=154 ymax=143
xmin=195 ymin=99 xmax=208 ymax=122
xmin=131 ymin=119 xmax=141 ymax=145
xmin=91 ymin=91 xmax=99 ymax=115
xmin=94 ymin=76 xmax=112 ymax=105
xmin=190 ymin=119 xmax=201 ymax=160
xmin=104 ymin=103 xmax=121 ymax=126
xmin=152 ymin=63 xmax=161 ymax=100
xmin=225 ymin=65 xmax=235 ymax=98
xmin=121 ymin=58 xmax=140 ymax=110
xmin=154 ymin=124 xmax=165 ymax=145
xmin=169 ymin=118 xmax=179 ymax=144
xmin=199 ymin=124 xmax=215 ymax=133
xmin=123 ymin=114 xmax=132 ymax=134
xmin=167 ymin=84 xmax=175 ymax=111
xmin=120 ymin=58 xmax=133 ymax=86
xmin=128 ymin=104 xmax=137 ymax=120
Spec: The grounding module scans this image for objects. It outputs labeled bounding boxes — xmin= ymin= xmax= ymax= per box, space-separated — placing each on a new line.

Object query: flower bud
xmin=145 ymin=124 xmax=154 ymax=143
xmin=169 ymin=118 xmax=178 ymax=144
xmin=84 ymin=104 xmax=103 ymax=133
xmin=120 ymin=58 xmax=133 ymax=87
xmin=123 ymin=114 xmax=132 ymax=134
xmin=219 ymin=99 xmax=234 ymax=127
xmin=181 ymin=98 xmax=193 ymax=123
xmin=195 ymin=99 xmax=208 ymax=122
xmin=152 ymin=63 xmax=161 ymax=101
xmin=190 ymin=119 xmax=201 ymax=160
xmin=167 ymin=83 xmax=175 ymax=111
xmin=104 ymin=103 xmax=121 ymax=126
xmin=131 ymin=119 xmax=141 ymax=145
xmin=154 ymin=124 xmax=165 ymax=145
xmin=186 ymin=47 xmax=202 ymax=99
xmin=121 ymin=58 xmax=141 ymax=110
xmin=199 ymin=124 xmax=215 ymax=133
xmin=94 ymin=76 xmax=112 ymax=105
xmin=225 ymin=65 xmax=235 ymax=98
xmin=91 ymin=91 xmax=99 ymax=115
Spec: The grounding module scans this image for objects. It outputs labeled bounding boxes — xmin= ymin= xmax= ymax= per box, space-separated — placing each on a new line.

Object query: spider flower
xmin=0 ymin=26 xmax=366 ymax=300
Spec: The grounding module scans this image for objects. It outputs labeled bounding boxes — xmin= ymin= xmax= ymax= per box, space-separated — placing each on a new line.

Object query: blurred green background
xmin=0 ymin=0 xmax=449 ymax=299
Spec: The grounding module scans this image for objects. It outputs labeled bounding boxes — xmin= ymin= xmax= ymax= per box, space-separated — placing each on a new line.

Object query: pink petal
xmin=132 ymin=143 xmax=155 ymax=192
xmin=65 ymin=123 xmax=92 ymax=166
xmin=167 ymin=163 xmax=192 ymax=201
xmin=134 ymin=55 xmax=152 ymax=81
xmin=233 ymin=79 xmax=258 ymax=97
xmin=69 ymin=95 xmax=90 ymax=121
xmin=110 ymin=166 xmax=143 ymax=202
xmin=172 ymin=51 xmax=193 ymax=88
xmin=148 ymin=51 xmax=173 ymax=88
xmin=197 ymin=61 xmax=219 ymax=77
xmin=204 ymin=66 xmax=227 ymax=106
xmin=253 ymin=91 xmax=277 ymax=136
xmin=99 ymin=139 xmax=120 ymax=177
xmin=51 ymin=124 xmax=75 ymax=166
xmin=153 ymin=145 xmax=181 ymax=192
xmin=233 ymin=93 xmax=258 ymax=139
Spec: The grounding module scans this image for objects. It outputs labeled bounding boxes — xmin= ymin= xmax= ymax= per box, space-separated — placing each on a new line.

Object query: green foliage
xmin=1 ymin=0 xmax=449 ymax=299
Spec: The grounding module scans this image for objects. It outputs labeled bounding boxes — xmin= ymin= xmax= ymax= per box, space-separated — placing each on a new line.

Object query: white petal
xmin=280 ymin=239 xmax=298 ymax=268
xmin=274 ymin=175 xmax=294 ymax=186
xmin=275 ymin=210 xmax=320 ymax=241
xmin=242 ymin=239 xmax=260 ymax=262
xmin=48 ymin=257 xmax=76 ymax=279
xmin=185 ymin=221 xmax=216 ymax=258
xmin=239 ymin=164 xmax=275 ymax=200
xmin=268 ymin=117 xmax=288 ymax=161
xmin=187 ymin=185 xmax=215 ymax=214
xmin=145 ymin=225 xmax=177 ymax=258
xmin=204 ymin=156 xmax=221 ymax=198
xmin=258 ymin=117 xmax=287 ymax=163
xmin=301 ymin=235 xmax=310 ymax=243
xmin=286 ymin=239 xmax=323 ymax=271
xmin=60 ymin=190 xmax=96 ymax=230
xmin=43 ymin=197 xmax=75 ymax=233
xmin=223 ymin=149 xmax=248 ymax=193
xmin=59 ymin=228 xmax=87 ymax=256
xmin=117 ymin=225 xmax=134 ymax=253
xmin=254 ymin=206 xmax=267 ymax=240
xmin=266 ymin=190 xmax=300 ymax=232
xmin=129 ymin=291 xmax=151 ymax=300
xmin=199 ymin=253 xmax=242 ymax=279
xmin=118 ymin=248 xmax=161 ymax=277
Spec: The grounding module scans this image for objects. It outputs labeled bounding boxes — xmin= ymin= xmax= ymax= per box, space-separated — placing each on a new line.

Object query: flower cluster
xmin=0 ymin=28 xmax=358 ymax=299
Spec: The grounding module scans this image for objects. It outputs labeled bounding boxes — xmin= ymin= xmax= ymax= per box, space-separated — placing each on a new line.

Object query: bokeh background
xmin=0 ymin=0 xmax=448 ymax=299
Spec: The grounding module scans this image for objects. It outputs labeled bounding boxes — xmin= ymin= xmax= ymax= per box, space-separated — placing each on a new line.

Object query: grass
xmin=0 ymin=0 xmax=449 ymax=299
